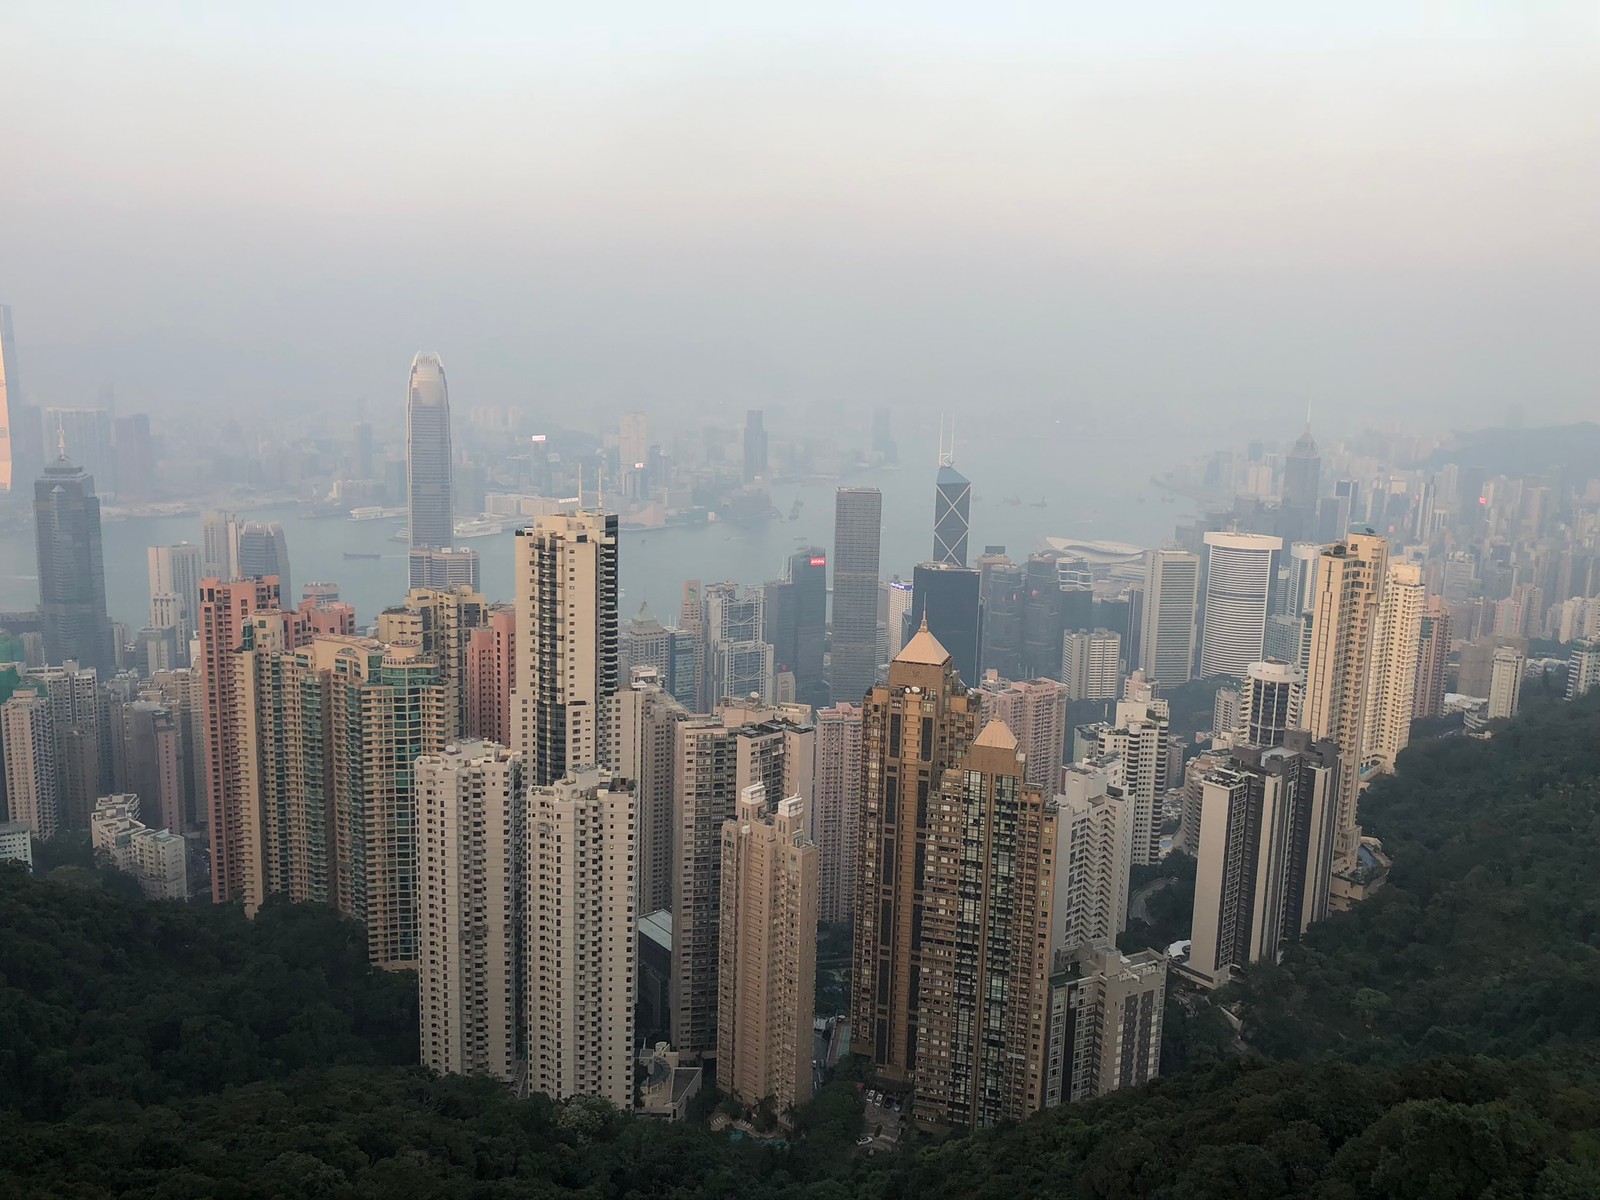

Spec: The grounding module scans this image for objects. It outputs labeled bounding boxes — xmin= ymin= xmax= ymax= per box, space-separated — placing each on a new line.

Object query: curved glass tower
xmin=407 ymin=352 xmax=454 ymax=551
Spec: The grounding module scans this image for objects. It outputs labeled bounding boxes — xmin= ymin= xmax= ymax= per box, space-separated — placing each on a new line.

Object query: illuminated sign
xmin=810 ymin=556 xmax=826 ymax=567
xmin=530 ymin=434 xmax=548 ymax=443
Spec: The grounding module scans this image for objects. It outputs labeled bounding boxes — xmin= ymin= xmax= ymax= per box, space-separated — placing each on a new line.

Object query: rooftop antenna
xmin=938 ymin=413 xmax=955 ymax=468
xmin=56 ymin=416 xmax=66 ymax=460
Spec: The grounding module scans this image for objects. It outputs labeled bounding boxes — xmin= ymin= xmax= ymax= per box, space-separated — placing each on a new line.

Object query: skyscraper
xmin=376 ymin=585 xmax=489 ymax=740
xmin=1020 ymin=554 xmax=1065 ymax=679
xmin=409 ymin=546 xmax=482 ymax=591
xmin=1200 ymin=532 xmax=1283 ymax=678
xmin=328 ymin=640 xmax=446 ymax=967
xmin=813 ymin=701 xmax=863 ymax=924
xmin=1239 ymin=659 xmax=1304 ymax=748
xmin=1304 ymin=532 xmax=1388 ymax=869
xmin=770 ymin=547 xmax=828 ymax=707
xmin=1062 ymin=629 xmax=1123 ymax=701
xmin=882 ymin=577 xmax=914 ymax=664
xmin=932 ymin=461 xmax=971 ymax=568
xmin=619 ymin=604 xmax=698 ymax=711
xmin=1139 ymin=549 xmax=1200 ymax=686
xmin=34 ymin=444 xmax=115 ymax=675
xmin=977 ymin=673 xmax=1070 ymax=792
xmin=1488 ymin=646 xmax=1524 ymax=720
xmin=979 ymin=558 xmax=1026 ymax=678
xmin=201 ymin=509 xmax=238 ymax=581
xmin=1364 ymin=561 xmax=1424 ymax=771
xmin=1183 ymin=737 xmax=1340 ymax=989
xmin=200 ymin=577 xmax=284 ymax=907
xmin=1 ymin=689 xmax=56 ymax=838
xmin=704 ymin=582 xmax=773 ymax=705
xmin=1050 ymin=762 xmax=1134 ymax=950
xmin=717 ymin=785 xmax=818 ymax=1113
xmin=671 ymin=704 xmax=815 ymax=1059
xmin=417 ymin=741 xmax=525 ymax=1084
xmin=1094 ymin=690 xmax=1170 ymax=866
xmin=465 ymin=607 xmax=516 ymax=746
xmin=513 ymin=510 xmax=620 ymax=787
xmin=913 ymin=720 xmax=1055 ymax=1127
xmin=147 ymin=543 xmax=204 ymax=654
xmin=527 ymin=767 xmax=635 ymax=1107
xmin=1413 ymin=597 xmax=1452 ymax=718
xmin=235 ymin=521 xmax=291 ymax=597
xmin=832 ymin=487 xmax=882 ymax=703
xmin=407 ymin=352 xmax=454 ymax=552
xmin=0 ymin=304 xmax=17 ymax=493
xmin=1043 ymin=945 xmax=1166 ymax=1107
xmin=852 ymin=624 xmax=980 ymax=1084
xmin=742 ymin=410 xmax=768 ymax=482
xmin=1280 ymin=421 xmax=1321 ymax=541
xmin=1283 ymin=541 xmax=1323 ymax=617
xmin=909 ymin=562 xmax=981 ymax=685
xmin=616 ymin=672 xmax=688 ymax=915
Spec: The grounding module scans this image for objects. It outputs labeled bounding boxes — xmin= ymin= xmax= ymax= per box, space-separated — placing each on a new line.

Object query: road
xmin=1129 ymin=875 xmax=1178 ymax=925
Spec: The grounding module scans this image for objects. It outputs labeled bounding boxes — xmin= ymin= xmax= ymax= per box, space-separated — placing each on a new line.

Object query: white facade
xmin=527 ymin=768 xmax=635 ymax=1108
xmin=417 ymin=741 xmax=525 ymax=1084
xmin=1050 ymin=763 xmax=1134 ymax=953
xmin=1240 ymin=660 xmax=1304 ymax=748
xmin=1139 ymin=550 xmax=1200 ymax=686
xmin=513 ymin=511 xmax=619 ymax=787
xmin=1200 ymin=532 xmax=1283 ymax=679
xmin=1364 ymin=561 xmax=1424 ymax=771
xmin=1 ymin=690 xmax=56 ymax=839
xmin=1488 ymin=647 xmax=1525 ymax=721
xmin=90 ymin=794 xmax=188 ymax=900
xmin=813 ymin=702 xmax=863 ymax=925
xmin=0 ymin=820 xmax=33 ymax=867
xmin=1062 ymin=628 xmax=1122 ymax=701
xmin=1095 ymin=693 xmax=1170 ymax=866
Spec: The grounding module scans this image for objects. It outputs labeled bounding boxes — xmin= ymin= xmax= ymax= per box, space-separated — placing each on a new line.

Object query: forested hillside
xmin=2 ymin=693 xmax=1599 ymax=1198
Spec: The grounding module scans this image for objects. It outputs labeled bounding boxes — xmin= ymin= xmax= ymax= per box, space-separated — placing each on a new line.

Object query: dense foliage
xmin=1230 ymin=693 xmax=1600 ymax=1076
xmin=0 ymin=872 xmax=417 ymax=1120
xmin=1 ymin=693 xmax=1598 ymax=1197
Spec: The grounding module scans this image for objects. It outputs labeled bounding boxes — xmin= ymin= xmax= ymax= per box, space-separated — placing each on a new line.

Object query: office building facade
xmin=831 ymin=487 xmax=883 ymax=704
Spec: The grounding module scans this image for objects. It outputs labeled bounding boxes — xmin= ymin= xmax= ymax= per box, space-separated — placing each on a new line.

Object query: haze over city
xmin=3 ymin=5 xmax=1600 ymax=1198
xmin=5 ymin=1 xmax=1596 ymax=432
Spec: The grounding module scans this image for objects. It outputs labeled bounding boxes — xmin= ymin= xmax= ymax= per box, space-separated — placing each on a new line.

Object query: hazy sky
xmin=3 ymin=2 xmax=1597 ymax=441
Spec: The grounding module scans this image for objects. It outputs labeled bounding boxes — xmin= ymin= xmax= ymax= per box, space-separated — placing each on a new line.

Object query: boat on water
xmin=343 ymin=552 xmax=381 ymax=561
xmin=453 ymin=516 xmax=504 ymax=539
xmin=350 ymin=506 xmax=405 ymax=521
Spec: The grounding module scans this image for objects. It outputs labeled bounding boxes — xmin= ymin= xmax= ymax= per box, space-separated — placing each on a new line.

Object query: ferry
xmin=350 ymin=506 xmax=405 ymax=521
xmin=453 ymin=516 xmax=504 ymax=539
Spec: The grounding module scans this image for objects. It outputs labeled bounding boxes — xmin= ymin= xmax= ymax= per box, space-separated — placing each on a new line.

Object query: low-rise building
xmin=90 ymin=794 xmax=188 ymax=900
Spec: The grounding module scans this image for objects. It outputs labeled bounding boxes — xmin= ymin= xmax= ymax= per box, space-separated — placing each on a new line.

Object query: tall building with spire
xmin=1281 ymin=418 xmax=1321 ymax=542
xmin=852 ymin=622 xmax=980 ymax=1084
xmin=932 ymin=422 xmax=971 ymax=568
xmin=513 ymin=510 xmax=620 ymax=786
xmin=407 ymin=352 xmax=454 ymax=552
xmin=34 ymin=440 xmax=114 ymax=675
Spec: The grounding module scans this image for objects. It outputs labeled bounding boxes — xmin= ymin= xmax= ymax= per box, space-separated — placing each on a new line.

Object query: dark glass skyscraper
xmin=1281 ymin=421 xmax=1320 ymax=542
xmin=34 ymin=444 xmax=114 ymax=674
xmin=767 ymin=547 xmax=828 ymax=706
xmin=933 ymin=464 xmax=971 ymax=567
xmin=235 ymin=521 xmax=291 ymax=598
xmin=910 ymin=562 xmax=981 ymax=685
xmin=407 ymin=352 xmax=454 ymax=552
xmin=831 ymin=487 xmax=882 ymax=704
